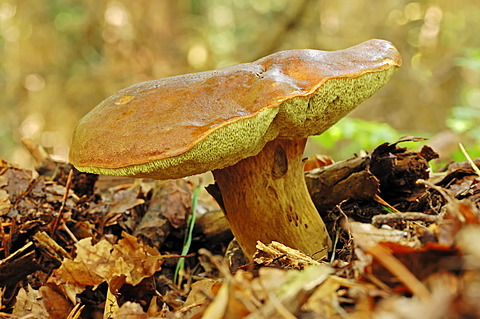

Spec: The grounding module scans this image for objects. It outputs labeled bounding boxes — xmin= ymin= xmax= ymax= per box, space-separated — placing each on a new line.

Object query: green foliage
xmin=447 ymin=47 xmax=480 ymax=161
xmin=445 ymin=108 xmax=480 ymax=162
xmin=456 ymin=48 xmax=480 ymax=71
xmin=311 ymin=117 xmax=406 ymax=160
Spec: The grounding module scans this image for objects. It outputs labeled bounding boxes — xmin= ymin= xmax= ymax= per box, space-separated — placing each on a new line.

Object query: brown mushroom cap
xmin=69 ymin=39 xmax=401 ymax=179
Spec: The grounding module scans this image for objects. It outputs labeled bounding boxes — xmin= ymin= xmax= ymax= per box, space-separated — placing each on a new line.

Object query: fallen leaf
xmin=0 ymin=189 xmax=11 ymax=216
xmin=200 ymin=265 xmax=333 ymax=318
xmin=12 ymin=284 xmax=71 ymax=319
xmin=109 ymin=186 xmax=144 ymax=215
xmin=112 ymin=301 xmax=148 ymax=319
xmin=12 ymin=284 xmax=50 ymax=319
xmin=111 ymin=232 xmax=164 ymax=285
xmin=303 ymin=275 xmax=356 ymax=317
xmin=156 ymin=180 xmax=192 ymax=229
xmin=48 ymin=232 xmax=164 ymax=298
xmin=183 ymin=278 xmax=222 ymax=308
xmin=5 ymin=167 xmax=32 ymax=202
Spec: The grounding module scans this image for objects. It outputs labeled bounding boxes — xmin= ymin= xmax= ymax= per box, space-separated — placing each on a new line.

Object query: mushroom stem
xmin=212 ymin=138 xmax=331 ymax=259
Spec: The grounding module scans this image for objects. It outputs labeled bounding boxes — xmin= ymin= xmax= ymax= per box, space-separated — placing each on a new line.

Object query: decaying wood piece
xmin=0 ymin=242 xmax=38 ymax=288
xmin=253 ymin=241 xmax=321 ymax=269
xmin=369 ymin=140 xmax=438 ymax=203
xmin=306 ymin=138 xmax=439 ymax=215
xmin=305 ymin=157 xmax=380 ymax=212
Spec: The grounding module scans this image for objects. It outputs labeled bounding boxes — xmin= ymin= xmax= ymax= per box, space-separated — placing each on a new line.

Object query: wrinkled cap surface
xmin=70 ymin=39 xmax=401 ymax=179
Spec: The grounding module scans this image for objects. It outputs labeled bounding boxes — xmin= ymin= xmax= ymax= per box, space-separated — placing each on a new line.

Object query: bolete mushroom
xmin=69 ymin=39 xmax=401 ymax=259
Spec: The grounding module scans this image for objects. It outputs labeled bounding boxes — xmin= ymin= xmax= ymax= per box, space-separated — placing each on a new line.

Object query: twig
xmin=61 ymin=223 xmax=79 ymax=243
xmin=459 ymin=143 xmax=480 ymax=176
xmin=374 ymin=194 xmax=401 ymax=213
xmin=0 ymin=242 xmax=34 ymax=266
xmin=51 ymin=169 xmax=74 ymax=236
xmin=372 ymin=212 xmax=440 ymax=227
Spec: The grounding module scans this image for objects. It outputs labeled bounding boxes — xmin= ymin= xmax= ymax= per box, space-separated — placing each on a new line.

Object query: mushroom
xmin=69 ymin=39 xmax=401 ymax=259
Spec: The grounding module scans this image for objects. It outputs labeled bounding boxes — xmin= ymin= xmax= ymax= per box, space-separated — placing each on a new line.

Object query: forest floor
xmin=1 ymin=137 xmax=480 ymax=318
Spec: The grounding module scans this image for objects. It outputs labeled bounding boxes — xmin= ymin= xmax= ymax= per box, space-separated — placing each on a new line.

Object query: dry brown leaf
xmin=184 ymin=278 xmax=222 ymax=307
xmin=105 ymin=278 xmax=122 ymax=318
xmin=66 ymin=303 xmax=85 ymax=319
xmin=39 ymin=284 xmax=73 ymax=319
xmin=303 ymin=154 xmax=334 ymax=171
xmin=109 ymin=185 xmax=144 ymax=215
xmin=255 ymin=265 xmax=333 ymax=317
xmin=363 ymin=241 xmax=457 ymax=293
xmin=12 ymin=285 xmax=50 ymax=319
xmin=12 ymin=284 xmax=72 ymax=319
xmin=373 ymin=271 xmax=464 ymax=318
xmin=48 ymin=238 xmax=112 ymax=289
xmin=45 ymin=182 xmax=79 ymax=204
xmin=111 ymin=301 xmax=148 ymax=319
xmin=303 ymin=276 xmax=359 ymax=317
xmin=200 ymin=277 xmax=233 ymax=319
xmin=0 ymin=189 xmax=11 ymax=216
xmin=112 ymin=232 xmax=164 ymax=285
xmin=5 ymin=167 xmax=32 ymax=201
xmin=157 ymin=180 xmax=192 ymax=229
xmin=48 ymin=232 xmax=164 ymax=298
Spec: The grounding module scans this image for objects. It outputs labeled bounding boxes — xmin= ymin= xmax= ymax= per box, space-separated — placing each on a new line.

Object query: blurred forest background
xmin=1 ymin=0 xmax=479 ymax=170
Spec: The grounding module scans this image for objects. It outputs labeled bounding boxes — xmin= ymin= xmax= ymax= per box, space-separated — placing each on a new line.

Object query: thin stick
xmin=372 ymin=212 xmax=440 ymax=227
xmin=459 ymin=143 xmax=480 ymax=176
xmin=51 ymin=169 xmax=74 ymax=236
xmin=374 ymin=194 xmax=401 ymax=213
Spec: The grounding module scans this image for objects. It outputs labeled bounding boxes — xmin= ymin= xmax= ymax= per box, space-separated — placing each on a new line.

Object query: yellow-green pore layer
xmin=70 ymin=40 xmax=401 ymax=179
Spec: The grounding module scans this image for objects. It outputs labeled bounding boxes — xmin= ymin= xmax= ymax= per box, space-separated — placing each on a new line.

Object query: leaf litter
xmin=1 ymin=137 xmax=480 ymax=318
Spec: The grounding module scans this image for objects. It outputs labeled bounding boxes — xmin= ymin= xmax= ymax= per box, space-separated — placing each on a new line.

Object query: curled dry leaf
xmin=48 ymin=232 xmax=164 ymax=301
